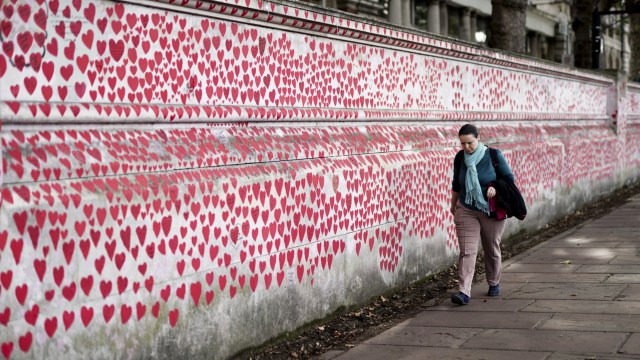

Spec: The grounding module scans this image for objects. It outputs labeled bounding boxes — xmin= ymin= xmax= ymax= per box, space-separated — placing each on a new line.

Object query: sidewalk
xmin=319 ymin=193 xmax=640 ymax=360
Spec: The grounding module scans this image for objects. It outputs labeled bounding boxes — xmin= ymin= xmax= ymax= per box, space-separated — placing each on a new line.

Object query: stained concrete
xmin=427 ymin=299 xmax=533 ymax=312
xmin=575 ymin=264 xmax=640 ymax=273
xmin=320 ymin=344 xmax=551 ymax=360
xmin=619 ymin=333 xmax=640 ymax=355
xmin=404 ymin=310 xmax=549 ymax=329
xmin=618 ymin=284 xmax=640 ymax=301
xmin=362 ymin=325 xmax=482 ymax=347
xmin=500 ymin=272 xmax=608 ymax=283
xmin=461 ymin=329 xmax=626 ymax=354
xmin=501 ymin=263 xmax=581 ymax=273
xmin=605 ymin=274 xmax=640 ymax=283
xmin=504 ymin=283 xmax=626 ymax=300
xmin=521 ymin=299 xmax=640 ymax=315
xmin=539 ymin=313 xmax=640 ymax=332
xmin=544 ymin=352 xmax=638 ymax=360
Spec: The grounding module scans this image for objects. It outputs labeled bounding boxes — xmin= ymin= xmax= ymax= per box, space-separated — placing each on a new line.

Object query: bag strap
xmin=455 ymin=147 xmax=500 ymax=179
xmin=489 ymin=147 xmax=500 ymax=178
xmin=453 ymin=150 xmax=464 ymax=180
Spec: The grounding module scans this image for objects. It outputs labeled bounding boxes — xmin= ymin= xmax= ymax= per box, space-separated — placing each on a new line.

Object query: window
xmin=448 ymin=6 xmax=462 ymax=38
xmin=414 ymin=0 xmax=429 ymax=31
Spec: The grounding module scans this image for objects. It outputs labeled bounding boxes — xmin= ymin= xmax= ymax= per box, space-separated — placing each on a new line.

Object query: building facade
xmin=315 ymin=0 xmax=630 ymax=71
xmin=599 ymin=5 xmax=631 ymax=71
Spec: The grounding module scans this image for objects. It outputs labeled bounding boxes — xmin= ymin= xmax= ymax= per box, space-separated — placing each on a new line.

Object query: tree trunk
xmin=627 ymin=5 xmax=640 ymax=80
xmin=572 ymin=0 xmax=598 ymax=68
xmin=489 ymin=0 xmax=527 ymax=54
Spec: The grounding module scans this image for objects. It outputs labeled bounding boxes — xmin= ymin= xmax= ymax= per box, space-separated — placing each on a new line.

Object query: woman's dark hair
xmin=458 ymin=124 xmax=478 ymax=137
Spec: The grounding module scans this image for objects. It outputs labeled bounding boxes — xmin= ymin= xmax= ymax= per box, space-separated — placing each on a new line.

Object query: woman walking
xmin=450 ymin=124 xmax=515 ymax=305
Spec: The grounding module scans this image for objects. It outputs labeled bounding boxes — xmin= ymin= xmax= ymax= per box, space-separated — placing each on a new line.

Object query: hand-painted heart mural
xmin=1 ymin=0 xmax=640 ymax=359
xmin=0 ymin=0 xmax=618 ymax=122
xmin=0 ymin=0 xmax=48 ymax=74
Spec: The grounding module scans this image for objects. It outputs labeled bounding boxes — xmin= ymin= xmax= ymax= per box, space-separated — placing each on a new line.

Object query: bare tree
xmin=572 ymin=0 xmax=600 ymax=69
xmin=489 ymin=0 xmax=527 ymax=54
xmin=627 ymin=1 xmax=640 ymax=80
xmin=572 ymin=0 xmax=640 ymax=73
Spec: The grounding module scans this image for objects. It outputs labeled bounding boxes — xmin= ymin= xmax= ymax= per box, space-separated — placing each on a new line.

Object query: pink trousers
xmin=454 ymin=201 xmax=506 ymax=297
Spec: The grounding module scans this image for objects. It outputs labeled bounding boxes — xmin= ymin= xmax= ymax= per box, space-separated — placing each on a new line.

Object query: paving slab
xmin=584 ymin=233 xmax=638 ymax=242
xmin=607 ymin=211 xmax=640 ymax=217
xmin=519 ymin=247 xmax=630 ymax=259
xmin=505 ymin=283 xmax=626 ymax=300
xmin=547 ymin=233 xmax=628 ymax=243
xmin=609 ymin=255 xmax=640 ymax=264
xmin=503 ymin=263 xmax=580 ymax=273
xmin=540 ymin=313 xmax=640 ymax=332
xmin=319 ymin=193 xmax=640 ymax=360
xmin=613 ymin=217 xmax=640 ymax=221
xmin=617 ymin=243 xmax=640 ymax=249
xmin=427 ymin=299 xmax=533 ymax=312
xmin=601 ymin=205 xmax=640 ymax=211
xmin=363 ymin=324 xmax=481 ymax=347
xmin=619 ymin=333 xmax=640 ymax=355
xmin=514 ymin=256 xmax=613 ymax=265
xmin=544 ymin=240 xmax=623 ymax=248
xmin=589 ymin=210 xmax=640 ymax=217
xmin=404 ymin=311 xmax=549 ymax=329
xmin=617 ymin=284 xmax=640 ymax=301
xmin=329 ymin=344 xmax=551 ymax=360
xmin=590 ymin=209 xmax=640 ymax=216
xmin=545 ymin=352 xmax=640 ymax=360
xmin=500 ymin=272 xmax=608 ymax=283
xmin=461 ymin=329 xmax=627 ymax=354
xmin=570 ymin=234 xmax=640 ymax=242
xmin=604 ymin=274 xmax=640 ymax=283
xmin=464 ymin=282 xmax=526 ymax=299
xmin=582 ymin=221 xmax=640 ymax=228
xmin=521 ymin=300 xmax=640 ymax=314
xmin=565 ymin=227 xmax=639 ymax=235
xmin=576 ymin=265 xmax=640 ymax=274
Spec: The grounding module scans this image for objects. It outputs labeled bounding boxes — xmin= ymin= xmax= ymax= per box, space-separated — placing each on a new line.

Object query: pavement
xmin=318 ymin=193 xmax=640 ymax=360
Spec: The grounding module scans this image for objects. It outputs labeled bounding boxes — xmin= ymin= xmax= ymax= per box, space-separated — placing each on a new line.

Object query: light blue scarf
xmin=464 ymin=142 xmax=490 ymax=214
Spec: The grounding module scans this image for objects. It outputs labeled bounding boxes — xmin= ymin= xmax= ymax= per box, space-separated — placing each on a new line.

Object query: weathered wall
xmin=0 ymin=0 xmax=639 ymax=359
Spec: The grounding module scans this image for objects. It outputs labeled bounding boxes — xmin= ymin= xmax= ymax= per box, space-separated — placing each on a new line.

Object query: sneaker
xmin=488 ymin=284 xmax=500 ymax=297
xmin=451 ymin=292 xmax=470 ymax=305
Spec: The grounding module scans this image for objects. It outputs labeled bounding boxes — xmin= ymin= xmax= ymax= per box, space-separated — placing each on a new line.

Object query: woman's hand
xmin=450 ymin=191 xmax=460 ymax=216
xmin=487 ymin=187 xmax=496 ymax=199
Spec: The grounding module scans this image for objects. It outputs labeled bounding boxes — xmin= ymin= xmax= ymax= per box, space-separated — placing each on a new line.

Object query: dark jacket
xmin=490 ymin=178 xmax=527 ymax=220
xmin=453 ymin=148 xmax=514 ymax=213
